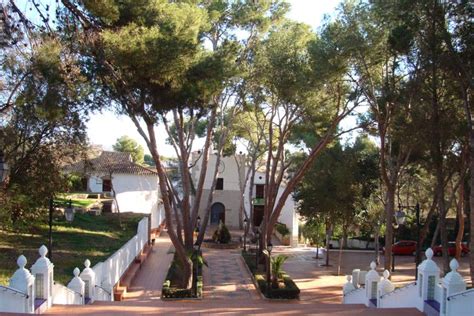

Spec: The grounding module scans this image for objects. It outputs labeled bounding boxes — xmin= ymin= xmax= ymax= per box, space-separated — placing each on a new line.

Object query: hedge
xmin=241 ymin=250 xmax=299 ymax=299
xmin=161 ymin=253 xmax=204 ymax=299
xmin=275 ymin=222 xmax=290 ymax=237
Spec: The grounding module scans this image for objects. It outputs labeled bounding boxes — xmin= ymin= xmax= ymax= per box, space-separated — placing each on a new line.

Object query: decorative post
xmin=343 ymin=275 xmax=356 ymax=295
xmin=80 ymin=259 xmax=96 ymax=304
xmin=351 ymin=269 xmax=360 ymax=288
xmin=377 ymin=270 xmax=394 ymax=307
xmin=416 ymin=248 xmax=440 ymax=312
xmin=440 ymin=259 xmax=466 ymax=316
xmin=31 ymin=245 xmax=54 ymax=308
xmin=9 ymin=255 xmax=35 ymax=313
xmin=364 ymin=261 xmax=380 ymax=307
xmin=67 ymin=268 xmax=85 ymax=304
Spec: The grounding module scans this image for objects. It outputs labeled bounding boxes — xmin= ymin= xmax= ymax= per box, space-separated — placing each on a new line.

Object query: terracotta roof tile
xmin=65 ymin=151 xmax=158 ymax=176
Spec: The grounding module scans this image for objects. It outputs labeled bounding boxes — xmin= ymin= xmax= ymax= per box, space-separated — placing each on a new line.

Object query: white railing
xmin=95 ymin=284 xmax=112 ymax=301
xmin=0 ymin=285 xmax=29 ymax=313
xmin=343 ymin=287 xmax=365 ymax=304
xmin=446 ymin=289 xmax=474 ymax=316
xmin=378 ymin=282 xmax=417 ymax=308
xmin=52 ymin=282 xmax=82 ymax=305
xmin=92 ymin=217 xmax=148 ymax=300
xmin=435 ymin=283 xmax=443 ymax=303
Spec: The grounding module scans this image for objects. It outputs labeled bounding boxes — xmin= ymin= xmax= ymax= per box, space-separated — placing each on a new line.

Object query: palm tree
xmin=271 ymin=255 xmax=288 ymax=288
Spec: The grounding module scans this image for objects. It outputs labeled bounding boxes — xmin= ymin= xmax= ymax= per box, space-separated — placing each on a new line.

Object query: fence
xmin=0 ymin=216 xmax=149 ymax=314
xmin=342 ymin=248 xmax=472 ymax=316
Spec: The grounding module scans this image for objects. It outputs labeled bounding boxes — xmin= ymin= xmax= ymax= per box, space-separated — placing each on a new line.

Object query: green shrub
xmin=275 ymin=222 xmax=290 ymax=237
xmin=161 ymin=253 xmax=204 ymax=299
xmin=241 ymin=252 xmax=299 ymax=299
xmin=212 ymin=222 xmax=232 ymax=244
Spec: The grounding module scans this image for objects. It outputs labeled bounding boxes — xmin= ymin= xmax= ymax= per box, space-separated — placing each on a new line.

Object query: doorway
xmin=210 ymin=202 xmax=226 ymax=225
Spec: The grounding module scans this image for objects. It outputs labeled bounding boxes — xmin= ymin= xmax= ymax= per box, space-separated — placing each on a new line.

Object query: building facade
xmin=191 ymin=152 xmax=299 ymax=247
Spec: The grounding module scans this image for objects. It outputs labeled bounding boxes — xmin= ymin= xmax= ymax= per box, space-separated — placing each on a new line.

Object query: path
xmin=46 ymin=233 xmax=423 ymax=315
xmin=123 ymin=231 xmax=173 ymax=301
xmin=202 ymin=248 xmax=258 ymax=300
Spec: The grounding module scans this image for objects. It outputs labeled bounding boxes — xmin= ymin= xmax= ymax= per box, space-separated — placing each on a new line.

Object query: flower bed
xmin=241 ymin=251 xmax=300 ymax=299
xmin=161 ymin=252 xmax=204 ymax=299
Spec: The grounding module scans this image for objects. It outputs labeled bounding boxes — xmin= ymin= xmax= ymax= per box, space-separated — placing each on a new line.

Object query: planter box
xmin=274 ymin=231 xmax=290 ymax=246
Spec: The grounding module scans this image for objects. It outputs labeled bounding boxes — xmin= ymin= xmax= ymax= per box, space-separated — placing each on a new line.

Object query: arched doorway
xmin=210 ymin=202 xmax=225 ymax=225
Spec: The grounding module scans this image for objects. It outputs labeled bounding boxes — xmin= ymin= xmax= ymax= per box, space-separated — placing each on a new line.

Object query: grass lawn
xmin=55 ymin=195 xmax=98 ymax=208
xmin=0 ymin=212 xmax=144 ymax=286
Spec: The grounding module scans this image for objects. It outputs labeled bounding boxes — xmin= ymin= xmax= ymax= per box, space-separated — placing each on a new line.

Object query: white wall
xmin=88 ymin=173 xmax=159 ymax=214
xmin=0 ymin=287 xmax=29 ymax=313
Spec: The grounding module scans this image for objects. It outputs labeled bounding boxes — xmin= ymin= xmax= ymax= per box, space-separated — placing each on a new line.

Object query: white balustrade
xmin=67 ymin=268 xmax=85 ymax=305
xmin=31 ymin=245 xmax=54 ymax=308
xmin=80 ymin=259 xmax=96 ymax=303
xmin=364 ymin=261 xmax=380 ymax=307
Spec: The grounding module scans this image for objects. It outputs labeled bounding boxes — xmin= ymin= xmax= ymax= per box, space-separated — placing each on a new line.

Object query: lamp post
xmin=243 ymin=218 xmax=248 ymax=252
xmin=49 ymin=198 xmax=75 ymax=260
xmin=65 ymin=199 xmax=74 ymax=223
xmin=193 ymin=241 xmax=200 ymax=297
xmin=397 ymin=203 xmax=421 ymax=278
xmin=0 ymin=151 xmax=9 ymax=185
xmin=266 ymin=242 xmax=273 ymax=294
xmin=391 ymin=207 xmax=406 ymax=272
xmin=255 ymin=228 xmax=260 ymax=271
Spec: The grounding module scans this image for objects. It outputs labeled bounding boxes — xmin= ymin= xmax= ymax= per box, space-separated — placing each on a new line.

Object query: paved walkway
xmin=45 ymin=233 xmax=423 ymax=315
xmin=202 ymin=248 xmax=259 ymax=300
xmin=124 ymin=232 xmax=173 ymax=301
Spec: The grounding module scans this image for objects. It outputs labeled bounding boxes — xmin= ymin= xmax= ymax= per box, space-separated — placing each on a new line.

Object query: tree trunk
xmin=469 ymin=128 xmax=474 ymax=284
xmin=455 ymin=183 xmax=464 ymax=260
xmin=374 ymin=230 xmax=380 ymax=265
xmin=337 ymin=237 xmax=343 ymax=275
xmin=384 ymin=187 xmax=395 ymax=272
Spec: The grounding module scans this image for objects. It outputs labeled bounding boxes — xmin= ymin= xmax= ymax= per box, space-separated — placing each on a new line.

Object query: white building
xmin=190 ymin=152 xmax=299 ymax=247
xmin=65 ymin=151 xmax=163 ymax=224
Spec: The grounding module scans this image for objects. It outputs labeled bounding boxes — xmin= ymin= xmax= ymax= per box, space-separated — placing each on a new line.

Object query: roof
xmin=65 ymin=151 xmax=158 ymax=176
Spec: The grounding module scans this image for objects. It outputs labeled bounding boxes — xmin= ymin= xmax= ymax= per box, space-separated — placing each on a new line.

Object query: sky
xmin=86 ymin=0 xmax=343 ymax=156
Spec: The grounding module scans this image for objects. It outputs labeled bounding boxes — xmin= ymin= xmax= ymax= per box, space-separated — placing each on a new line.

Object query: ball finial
xmin=39 ymin=245 xmax=48 ymax=257
xmin=449 ymin=259 xmax=459 ymax=272
xmin=383 ymin=270 xmax=390 ymax=279
xmin=346 ymin=275 xmax=352 ymax=282
xmin=370 ymin=261 xmax=376 ymax=270
xmin=73 ymin=267 xmax=80 ymax=277
xmin=425 ymin=248 xmax=433 ymax=259
xmin=17 ymin=255 xmax=27 ymax=268
xmin=84 ymin=259 xmax=91 ymax=268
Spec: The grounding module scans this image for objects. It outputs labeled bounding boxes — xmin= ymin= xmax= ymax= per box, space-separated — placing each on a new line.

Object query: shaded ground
xmin=0 ymin=212 xmax=143 ymax=285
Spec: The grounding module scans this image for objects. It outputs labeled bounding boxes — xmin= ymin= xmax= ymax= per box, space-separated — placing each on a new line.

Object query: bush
xmin=255 ymin=273 xmax=300 ymax=299
xmin=212 ymin=222 xmax=232 ymax=244
xmin=275 ymin=222 xmax=290 ymax=237
xmin=241 ymin=251 xmax=299 ymax=299
xmin=161 ymin=253 xmax=204 ymax=299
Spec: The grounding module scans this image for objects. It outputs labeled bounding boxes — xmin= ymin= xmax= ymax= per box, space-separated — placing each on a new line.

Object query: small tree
xmin=113 ymin=136 xmax=144 ymax=164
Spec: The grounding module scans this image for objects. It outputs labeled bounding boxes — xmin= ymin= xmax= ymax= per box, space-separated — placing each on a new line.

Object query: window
xmin=256 ymin=184 xmax=265 ymax=198
xmin=428 ymin=275 xmax=436 ymax=300
xmin=102 ymin=179 xmax=112 ymax=192
xmin=35 ymin=273 xmax=44 ymax=299
xmin=216 ymin=178 xmax=224 ymax=190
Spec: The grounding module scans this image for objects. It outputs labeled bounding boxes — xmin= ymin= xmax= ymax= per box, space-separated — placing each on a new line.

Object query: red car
xmin=433 ymin=242 xmax=469 ymax=257
xmin=383 ymin=240 xmax=417 ymax=255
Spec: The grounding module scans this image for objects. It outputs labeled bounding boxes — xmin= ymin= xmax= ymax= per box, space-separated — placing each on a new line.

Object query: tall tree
xmin=113 ymin=135 xmax=144 ymax=163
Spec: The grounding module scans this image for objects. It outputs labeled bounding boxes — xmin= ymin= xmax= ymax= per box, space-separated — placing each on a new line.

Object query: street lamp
xmin=197 ymin=215 xmax=201 ymax=228
xmin=397 ymin=203 xmax=421 ymax=278
xmin=65 ymin=199 xmax=74 ymax=223
xmin=255 ymin=227 xmax=260 ymax=271
xmin=193 ymin=241 xmax=200 ymax=297
xmin=0 ymin=151 xmax=9 ymax=185
xmin=391 ymin=209 xmax=406 ymax=272
xmin=266 ymin=242 xmax=273 ymax=296
xmin=243 ymin=218 xmax=248 ymax=252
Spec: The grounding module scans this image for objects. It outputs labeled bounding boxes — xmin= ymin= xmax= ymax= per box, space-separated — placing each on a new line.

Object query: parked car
xmin=433 ymin=242 xmax=469 ymax=257
xmin=382 ymin=240 xmax=417 ymax=255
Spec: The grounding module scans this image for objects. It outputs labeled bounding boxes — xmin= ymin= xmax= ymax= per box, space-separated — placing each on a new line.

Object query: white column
xmin=377 ymin=270 xmax=394 ymax=307
xmin=9 ymin=255 xmax=35 ymax=313
xmin=351 ymin=269 xmax=360 ymax=288
xmin=416 ymin=248 xmax=440 ymax=312
xmin=80 ymin=259 xmax=96 ymax=303
xmin=67 ymin=268 xmax=85 ymax=304
xmin=441 ymin=259 xmax=466 ymax=316
xmin=364 ymin=261 xmax=380 ymax=307
xmin=31 ymin=245 xmax=54 ymax=308
xmin=343 ymin=275 xmax=356 ymax=295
